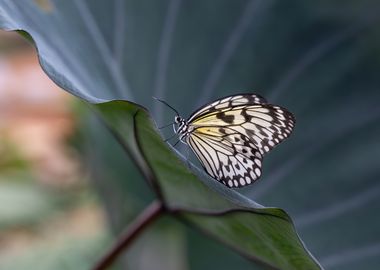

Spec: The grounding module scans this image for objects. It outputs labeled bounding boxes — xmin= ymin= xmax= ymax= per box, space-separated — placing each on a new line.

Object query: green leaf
xmin=70 ymin=109 xmax=189 ymax=270
xmin=93 ymin=100 xmax=321 ymax=270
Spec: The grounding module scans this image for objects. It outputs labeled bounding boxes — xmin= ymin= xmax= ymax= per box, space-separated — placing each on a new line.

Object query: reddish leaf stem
xmin=91 ymin=200 xmax=164 ymax=270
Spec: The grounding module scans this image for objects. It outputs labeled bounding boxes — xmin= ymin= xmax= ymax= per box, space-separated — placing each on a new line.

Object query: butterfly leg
xmin=172 ymin=139 xmax=180 ymax=147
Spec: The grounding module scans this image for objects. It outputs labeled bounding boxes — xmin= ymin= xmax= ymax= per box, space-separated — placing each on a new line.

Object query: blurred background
xmin=0 ymin=31 xmax=108 ymax=269
xmin=0 ymin=1 xmax=380 ymax=270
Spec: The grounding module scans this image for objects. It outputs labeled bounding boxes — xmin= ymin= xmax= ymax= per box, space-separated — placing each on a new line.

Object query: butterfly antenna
xmin=152 ymin=96 xmax=180 ymax=116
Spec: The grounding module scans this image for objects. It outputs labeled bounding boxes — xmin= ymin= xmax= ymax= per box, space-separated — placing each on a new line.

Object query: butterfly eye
xmin=175 ymin=116 xmax=181 ymax=123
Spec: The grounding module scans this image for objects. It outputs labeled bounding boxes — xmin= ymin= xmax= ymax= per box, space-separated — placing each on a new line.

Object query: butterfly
xmin=155 ymin=94 xmax=295 ymax=188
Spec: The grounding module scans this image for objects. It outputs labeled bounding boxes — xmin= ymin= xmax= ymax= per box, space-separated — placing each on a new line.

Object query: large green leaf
xmin=93 ymin=100 xmax=321 ymax=270
xmin=72 ymin=104 xmax=188 ymax=270
xmin=1 ymin=0 xmax=380 ymax=269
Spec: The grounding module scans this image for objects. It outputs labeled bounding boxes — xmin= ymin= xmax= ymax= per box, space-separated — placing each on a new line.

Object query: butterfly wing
xmin=188 ymin=94 xmax=267 ymax=123
xmin=186 ymin=128 xmax=263 ymax=188
xmin=183 ymin=94 xmax=295 ymax=187
xmin=189 ymin=102 xmax=295 ymax=155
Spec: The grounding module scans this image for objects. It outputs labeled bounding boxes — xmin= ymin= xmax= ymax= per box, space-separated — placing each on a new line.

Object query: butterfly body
xmin=173 ymin=116 xmax=191 ymax=142
xmin=171 ymin=94 xmax=295 ymax=188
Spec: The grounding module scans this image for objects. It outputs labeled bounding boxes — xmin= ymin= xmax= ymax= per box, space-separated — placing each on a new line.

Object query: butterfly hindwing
xmin=187 ymin=127 xmax=263 ymax=188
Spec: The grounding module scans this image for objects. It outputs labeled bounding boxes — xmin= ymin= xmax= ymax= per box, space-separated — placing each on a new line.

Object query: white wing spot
xmin=245 ymin=176 xmax=252 ymax=184
xmin=215 ymin=103 xmax=226 ymax=109
xmin=239 ymin=178 xmax=246 ymax=186
xmin=246 ymin=110 xmax=273 ymax=121
xmin=252 ymin=107 xmax=270 ymax=113
xmin=255 ymin=168 xmax=261 ymax=177
xmin=255 ymin=158 xmax=261 ymax=167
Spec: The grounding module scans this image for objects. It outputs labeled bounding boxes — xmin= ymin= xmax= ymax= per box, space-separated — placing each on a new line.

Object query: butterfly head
xmin=152 ymin=97 xmax=191 ymax=143
xmin=173 ymin=115 xmax=190 ymax=142
xmin=174 ymin=115 xmax=186 ymax=131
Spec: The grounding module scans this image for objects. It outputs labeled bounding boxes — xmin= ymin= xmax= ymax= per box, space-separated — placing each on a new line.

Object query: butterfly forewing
xmin=188 ymin=94 xmax=267 ymax=123
xmin=190 ymin=103 xmax=295 ymax=154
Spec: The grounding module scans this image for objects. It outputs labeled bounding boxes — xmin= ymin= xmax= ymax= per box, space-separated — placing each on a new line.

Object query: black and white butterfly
xmin=156 ymin=94 xmax=295 ymax=188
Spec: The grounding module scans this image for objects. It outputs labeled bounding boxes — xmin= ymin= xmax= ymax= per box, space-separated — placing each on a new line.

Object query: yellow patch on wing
xmin=191 ymin=108 xmax=247 ymax=126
